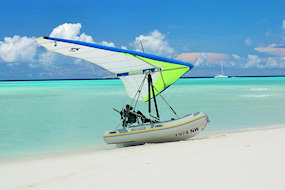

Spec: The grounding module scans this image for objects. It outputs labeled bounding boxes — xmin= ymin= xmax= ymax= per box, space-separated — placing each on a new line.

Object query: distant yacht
xmin=214 ymin=61 xmax=228 ymax=78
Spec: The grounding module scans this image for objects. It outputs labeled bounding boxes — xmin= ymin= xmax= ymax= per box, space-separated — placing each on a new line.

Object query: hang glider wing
xmin=36 ymin=36 xmax=194 ymax=101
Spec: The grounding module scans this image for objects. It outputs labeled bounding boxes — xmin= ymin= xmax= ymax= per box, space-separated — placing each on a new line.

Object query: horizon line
xmin=1 ymin=75 xmax=285 ymax=82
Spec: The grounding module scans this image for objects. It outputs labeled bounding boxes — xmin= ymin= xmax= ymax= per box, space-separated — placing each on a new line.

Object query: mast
xmin=148 ymin=74 xmax=151 ymax=113
xmin=147 ymin=73 xmax=160 ymax=120
xmin=221 ymin=61 xmax=224 ymax=75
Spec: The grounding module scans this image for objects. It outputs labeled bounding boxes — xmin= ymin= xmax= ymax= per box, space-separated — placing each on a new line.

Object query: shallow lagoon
xmin=1 ymin=77 xmax=285 ymax=161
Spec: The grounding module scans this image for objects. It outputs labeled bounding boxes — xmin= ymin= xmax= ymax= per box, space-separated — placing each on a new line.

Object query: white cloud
xmin=265 ymin=57 xmax=279 ymax=68
xmin=6 ymin=63 xmax=15 ymax=68
xmin=38 ymin=51 xmax=57 ymax=67
xmin=176 ymin=52 xmax=201 ymax=63
xmin=73 ymin=59 xmax=84 ymax=65
xmin=77 ymin=33 xmax=94 ymax=43
xmin=49 ymin=23 xmax=117 ymax=46
xmin=255 ymin=44 xmax=285 ymax=56
xmin=6 ymin=62 xmax=20 ymax=68
xmin=240 ymin=54 xmax=285 ymax=69
xmin=50 ymin=23 xmax=81 ymax=39
xmin=176 ymin=52 xmax=230 ymax=66
xmin=131 ymin=30 xmax=174 ymax=57
xmin=194 ymin=52 xmax=207 ymax=66
xmin=176 ymin=51 xmax=285 ymax=69
xmin=50 ymin=23 xmax=95 ymax=43
xmin=206 ymin=53 xmax=230 ymax=64
xmin=232 ymin=54 xmax=241 ymax=60
xmin=100 ymin=41 xmax=115 ymax=47
xmin=264 ymin=57 xmax=285 ymax=68
xmin=243 ymin=55 xmax=262 ymax=68
xmin=245 ymin=38 xmax=253 ymax=46
xmin=0 ymin=35 xmax=37 ymax=63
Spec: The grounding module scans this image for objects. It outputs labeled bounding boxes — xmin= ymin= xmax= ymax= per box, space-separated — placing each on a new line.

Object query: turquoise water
xmin=1 ymin=77 xmax=285 ymax=161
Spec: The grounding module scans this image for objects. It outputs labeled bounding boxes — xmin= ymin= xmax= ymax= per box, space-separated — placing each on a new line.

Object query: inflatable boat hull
xmin=103 ymin=112 xmax=209 ymax=146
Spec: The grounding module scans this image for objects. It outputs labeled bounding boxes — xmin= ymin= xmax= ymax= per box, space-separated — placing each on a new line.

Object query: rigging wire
xmin=132 ymin=74 xmax=147 ymax=109
xmin=115 ymin=121 xmax=122 ymax=130
xmin=125 ymin=53 xmax=141 ymax=103
xmin=149 ymin=80 xmax=179 ymax=118
xmin=159 ymin=68 xmax=166 ymax=89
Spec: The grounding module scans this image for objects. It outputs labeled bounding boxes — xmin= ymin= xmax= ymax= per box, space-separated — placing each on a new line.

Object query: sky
xmin=0 ymin=0 xmax=285 ymax=80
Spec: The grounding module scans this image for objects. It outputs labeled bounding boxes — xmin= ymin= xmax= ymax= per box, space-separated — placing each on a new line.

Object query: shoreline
xmin=1 ymin=124 xmax=284 ymax=164
xmin=1 ymin=126 xmax=284 ymax=190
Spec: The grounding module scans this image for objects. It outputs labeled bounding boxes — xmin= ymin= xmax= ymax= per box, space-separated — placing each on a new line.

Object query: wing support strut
xmin=147 ymin=73 xmax=160 ymax=120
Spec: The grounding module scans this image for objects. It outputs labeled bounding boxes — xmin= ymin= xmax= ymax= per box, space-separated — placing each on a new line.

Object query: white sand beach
xmin=1 ymin=126 xmax=284 ymax=190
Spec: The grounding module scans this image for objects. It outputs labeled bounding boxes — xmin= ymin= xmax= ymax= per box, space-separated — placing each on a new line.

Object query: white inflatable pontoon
xmin=104 ymin=112 xmax=209 ymax=146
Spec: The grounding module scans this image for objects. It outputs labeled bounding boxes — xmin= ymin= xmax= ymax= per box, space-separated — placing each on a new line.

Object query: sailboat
xmin=214 ymin=61 xmax=228 ymax=78
xmin=36 ymin=36 xmax=210 ymax=147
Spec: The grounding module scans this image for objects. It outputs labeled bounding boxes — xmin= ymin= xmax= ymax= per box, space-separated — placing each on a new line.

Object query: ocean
xmin=1 ymin=77 xmax=285 ymax=161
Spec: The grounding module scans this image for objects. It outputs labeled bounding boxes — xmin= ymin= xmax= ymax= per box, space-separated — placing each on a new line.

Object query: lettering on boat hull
xmin=175 ymin=127 xmax=199 ymax=136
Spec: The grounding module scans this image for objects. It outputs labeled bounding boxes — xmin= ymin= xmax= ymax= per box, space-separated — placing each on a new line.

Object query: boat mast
xmin=221 ymin=61 xmax=224 ymax=75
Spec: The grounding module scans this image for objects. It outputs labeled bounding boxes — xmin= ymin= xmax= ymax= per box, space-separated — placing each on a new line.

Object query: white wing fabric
xmin=36 ymin=36 xmax=194 ymax=101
